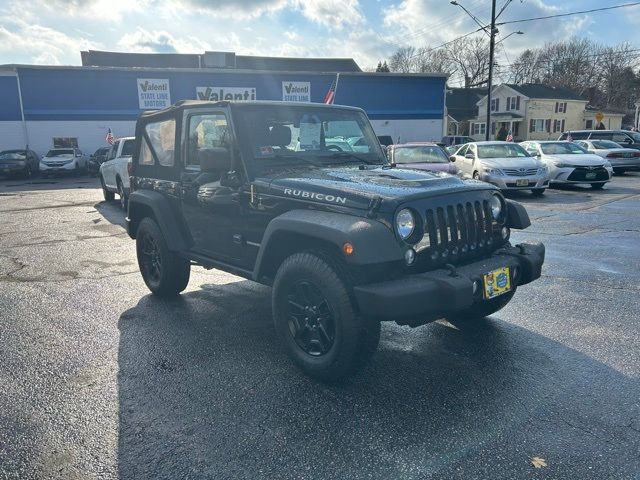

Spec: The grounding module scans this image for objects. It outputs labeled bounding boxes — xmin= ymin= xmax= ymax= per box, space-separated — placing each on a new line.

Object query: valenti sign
xmin=282 ymin=81 xmax=310 ymax=102
xmin=196 ymin=87 xmax=256 ymax=101
xmin=137 ymin=79 xmax=171 ymax=109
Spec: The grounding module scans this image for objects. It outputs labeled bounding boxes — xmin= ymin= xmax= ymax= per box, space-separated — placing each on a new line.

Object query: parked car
xmin=575 ymin=139 xmax=640 ymax=174
xmin=99 ymin=137 xmax=135 ymax=209
xmin=387 ymin=142 xmax=458 ymax=174
xmin=125 ymin=100 xmax=545 ymax=381
xmin=0 ymin=149 xmax=40 ymax=178
xmin=520 ymin=141 xmax=613 ymax=189
xmin=40 ymin=148 xmax=87 ymax=176
xmin=558 ymin=130 xmax=640 ymax=151
xmin=453 ymin=141 xmax=549 ymax=195
xmin=88 ymin=147 xmax=111 ymax=176
xmin=442 ymin=135 xmax=475 ymax=147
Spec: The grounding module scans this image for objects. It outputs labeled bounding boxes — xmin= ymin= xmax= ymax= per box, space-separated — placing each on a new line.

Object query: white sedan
xmin=575 ymin=139 xmax=640 ymax=174
xmin=520 ymin=141 xmax=613 ymax=190
xmin=453 ymin=141 xmax=549 ymax=195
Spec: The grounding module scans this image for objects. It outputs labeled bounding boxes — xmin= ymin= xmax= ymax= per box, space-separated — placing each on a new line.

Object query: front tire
xmin=613 ymin=168 xmax=626 ymax=175
xmin=531 ymin=188 xmax=545 ymax=196
xmin=117 ymin=178 xmax=128 ymax=211
xmin=100 ymin=175 xmax=115 ymax=201
xmin=136 ymin=217 xmax=190 ymax=297
xmin=591 ymin=183 xmax=605 ymax=190
xmin=447 ymin=289 xmax=516 ymax=323
xmin=272 ymin=252 xmax=379 ymax=382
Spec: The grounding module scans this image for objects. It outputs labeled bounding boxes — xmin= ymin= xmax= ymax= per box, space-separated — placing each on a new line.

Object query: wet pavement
xmin=1 ymin=174 xmax=638 ymax=479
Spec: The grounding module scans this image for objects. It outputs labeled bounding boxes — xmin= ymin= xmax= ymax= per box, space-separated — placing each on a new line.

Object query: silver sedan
xmin=576 ymin=140 xmax=640 ymax=174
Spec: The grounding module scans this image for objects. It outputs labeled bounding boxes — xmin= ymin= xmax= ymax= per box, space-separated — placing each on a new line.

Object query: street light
xmin=496 ymin=31 xmax=524 ymax=45
xmin=450 ymin=1 xmax=490 ymax=36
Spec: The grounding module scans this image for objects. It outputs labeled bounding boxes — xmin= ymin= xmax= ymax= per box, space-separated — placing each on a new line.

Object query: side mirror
xmin=465 ymin=153 xmax=474 ymax=160
xmin=449 ymin=155 xmax=456 ymax=162
xmin=199 ymin=148 xmax=231 ymax=172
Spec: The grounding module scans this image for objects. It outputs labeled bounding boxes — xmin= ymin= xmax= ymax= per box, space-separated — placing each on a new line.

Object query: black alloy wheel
xmin=286 ymin=280 xmax=336 ymax=356
xmin=139 ymin=231 xmax=162 ymax=285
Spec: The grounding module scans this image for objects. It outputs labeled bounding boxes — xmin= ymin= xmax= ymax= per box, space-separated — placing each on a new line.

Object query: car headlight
xmin=553 ymin=162 xmax=572 ymax=168
xmin=604 ymin=161 xmax=612 ymax=168
xmin=537 ymin=167 xmax=548 ymax=174
xmin=484 ymin=167 xmax=504 ymax=176
xmin=490 ymin=194 xmax=504 ymax=221
xmin=396 ymin=208 xmax=415 ymax=240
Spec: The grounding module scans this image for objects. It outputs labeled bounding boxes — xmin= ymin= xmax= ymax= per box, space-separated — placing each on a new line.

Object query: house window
xmin=553 ymin=119 xmax=565 ymax=133
xmin=529 ymin=119 xmax=550 ymax=133
xmin=472 ymin=123 xmax=486 ymax=135
xmin=506 ymin=96 xmax=518 ymax=111
xmin=555 ymin=102 xmax=567 ymax=113
xmin=490 ymin=98 xmax=500 ymax=112
xmin=585 ymin=119 xmax=593 ymax=129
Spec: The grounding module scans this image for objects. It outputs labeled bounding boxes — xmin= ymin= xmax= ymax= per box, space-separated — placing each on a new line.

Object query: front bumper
xmin=481 ymin=172 xmax=549 ymax=190
xmin=353 ymin=242 xmax=545 ymax=324
xmin=40 ymin=161 xmax=76 ymax=172
xmin=551 ymin=166 xmax=612 ymax=184
xmin=0 ymin=163 xmax=27 ymax=174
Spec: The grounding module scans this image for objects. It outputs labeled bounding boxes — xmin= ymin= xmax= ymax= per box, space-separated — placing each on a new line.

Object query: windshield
xmin=477 ymin=144 xmax=530 ymax=159
xmin=235 ymin=105 xmax=386 ymax=172
xmin=394 ymin=145 xmax=449 ymax=164
xmin=630 ymin=132 xmax=640 ymax=142
xmin=540 ymin=142 xmax=587 ymax=155
xmin=591 ymin=140 xmax=622 ymax=149
xmin=46 ymin=149 xmax=74 ymax=157
xmin=0 ymin=151 xmax=26 ymax=160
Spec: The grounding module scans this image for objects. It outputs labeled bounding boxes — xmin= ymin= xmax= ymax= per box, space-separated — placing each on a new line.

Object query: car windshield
xmin=394 ymin=145 xmax=449 ymax=164
xmin=46 ymin=149 xmax=74 ymax=157
xmin=121 ymin=139 xmax=135 ymax=157
xmin=591 ymin=140 xmax=623 ymax=149
xmin=235 ymin=105 xmax=386 ymax=172
xmin=0 ymin=151 xmax=26 ymax=160
xmin=540 ymin=142 xmax=587 ymax=155
xmin=630 ymin=132 xmax=640 ymax=142
xmin=477 ymin=144 xmax=530 ymax=159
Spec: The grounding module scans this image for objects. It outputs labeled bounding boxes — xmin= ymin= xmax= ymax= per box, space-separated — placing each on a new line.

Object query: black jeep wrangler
xmin=126 ymin=100 xmax=545 ymax=381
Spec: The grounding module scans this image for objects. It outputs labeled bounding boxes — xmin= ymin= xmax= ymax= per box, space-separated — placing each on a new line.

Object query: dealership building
xmin=0 ymin=51 xmax=447 ymax=156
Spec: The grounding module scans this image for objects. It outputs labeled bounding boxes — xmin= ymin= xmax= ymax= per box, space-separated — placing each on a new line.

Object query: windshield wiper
xmin=325 ymin=152 xmax=380 ymax=165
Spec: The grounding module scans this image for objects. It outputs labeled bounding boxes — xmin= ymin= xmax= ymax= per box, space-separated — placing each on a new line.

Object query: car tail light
xmin=606 ymin=153 xmax=620 ymax=158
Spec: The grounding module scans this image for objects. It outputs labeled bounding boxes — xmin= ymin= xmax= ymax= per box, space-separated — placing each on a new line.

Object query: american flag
xmin=105 ymin=128 xmax=114 ymax=145
xmin=506 ymin=130 xmax=513 ymax=142
xmin=323 ymin=79 xmax=337 ymax=104
xmin=566 ymin=131 xmax=573 ymax=142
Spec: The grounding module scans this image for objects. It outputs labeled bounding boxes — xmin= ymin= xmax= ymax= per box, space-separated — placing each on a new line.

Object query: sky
xmin=1 ymin=0 xmax=639 ymax=80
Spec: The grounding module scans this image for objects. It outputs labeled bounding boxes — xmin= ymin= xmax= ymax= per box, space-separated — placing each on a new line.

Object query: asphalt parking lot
xmin=1 ymin=174 xmax=639 ymax=480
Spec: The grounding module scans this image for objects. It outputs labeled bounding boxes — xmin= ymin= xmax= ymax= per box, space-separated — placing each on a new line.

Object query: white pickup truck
xmin=100 ymin=137 xmax=135 ymax=209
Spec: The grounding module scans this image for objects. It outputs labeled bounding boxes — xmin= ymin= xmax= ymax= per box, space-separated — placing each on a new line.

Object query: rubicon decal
xmin=284 ymin=188 xmax=347 ymax=204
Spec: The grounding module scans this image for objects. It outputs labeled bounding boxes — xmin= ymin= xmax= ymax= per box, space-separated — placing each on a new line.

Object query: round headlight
xmin=396 ymin=209 xmax=415 ymax=239
xmin=490 ymin=194 xmax=503 ymax=220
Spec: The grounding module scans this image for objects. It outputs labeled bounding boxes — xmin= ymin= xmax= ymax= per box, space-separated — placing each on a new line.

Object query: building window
xmin=472 ymin=123 xmax=486 ymax=135
xmin=505 ymin=96 xmax=518 ymax=111
xmin=53 ymin=137 xmax=78 ymax=148
xmin=529 ymin=119 xmax=550 ymax=133
xmin=585 ymin=119 xmax=593 ymax=129
xmin=555 ymin=102 xmax=567 ymax=113
xmin=490 ymin=98 xmax=500 ymax=112
xmin=553 ymin=119 xmax=565 ymax=133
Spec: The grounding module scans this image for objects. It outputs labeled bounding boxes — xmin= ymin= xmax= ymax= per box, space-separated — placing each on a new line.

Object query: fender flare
xmin=252 ymin=209 xmax=403 ymax=281
xmin=505 ymin=199 xmax=531 ymax=230
xmin=127 ymin=190 xmax=191 ymax=251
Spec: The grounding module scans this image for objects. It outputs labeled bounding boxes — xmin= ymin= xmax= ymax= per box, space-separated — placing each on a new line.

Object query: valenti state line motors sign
xmin=282 ymin=81 xmax=310 ymax=102
xmin=137 ymin=79 xmax=171 ymax=109
xmin=196 ymin=87 xmax=256 ymax=101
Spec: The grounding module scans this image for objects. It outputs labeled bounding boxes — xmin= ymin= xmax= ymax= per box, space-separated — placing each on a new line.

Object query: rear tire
xmin=447 ymin=289 xmax=516 ymax=323
xmin=117 ymin=178 xmax=128 ymax=211
xmin=473 ymin=171 xmax=480 ymax=180
xmin=136 ymin=217 xmax=190 ymax=297
xmin=531 ymin=188 xmax=545 ymax=196
xmin=100 ymin=175 xmax=115 ymax=201
xmin=272 ymin=252 xmax=378 ymax=382
xmin=590 ymin=183 xmax=605 ymax=190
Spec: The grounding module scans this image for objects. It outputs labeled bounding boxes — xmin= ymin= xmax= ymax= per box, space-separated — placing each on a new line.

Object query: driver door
xmin=180 ymin=110 xmax=245 ymax=262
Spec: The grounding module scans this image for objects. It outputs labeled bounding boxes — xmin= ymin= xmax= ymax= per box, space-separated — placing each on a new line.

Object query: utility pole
xmin=485 ymin=0 xmax=497 ymax=141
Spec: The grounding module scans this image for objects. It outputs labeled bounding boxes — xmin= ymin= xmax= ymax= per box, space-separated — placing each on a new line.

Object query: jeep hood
xmin=256 ymin=165 xmax=493 ymax=211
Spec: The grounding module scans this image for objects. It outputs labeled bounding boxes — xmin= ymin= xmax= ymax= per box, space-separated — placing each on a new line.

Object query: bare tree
xmin=388 ymin=46 xmax=417 ymax=73
xmin=444 ymin=36 xmax=490 ymax=86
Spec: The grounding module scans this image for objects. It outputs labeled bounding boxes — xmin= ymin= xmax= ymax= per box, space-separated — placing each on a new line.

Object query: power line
xmin=496 ymin=1 xmax=640 ymax=26
xmin=407 ymin=27 xmax=485 ymax=60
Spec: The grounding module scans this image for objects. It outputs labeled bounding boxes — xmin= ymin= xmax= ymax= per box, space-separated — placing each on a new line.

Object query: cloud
xmin=0 ymin=20 xmax=97 ymax=64
xmin=177 ymin=0 xmax=290 ymax=19
xmin=297 ymin=0 xmax=364 ymax=28
xmin=118 ymin=28 xmax=211 ymax=53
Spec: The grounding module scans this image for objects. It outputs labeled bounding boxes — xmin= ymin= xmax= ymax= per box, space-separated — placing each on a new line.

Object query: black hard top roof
xmin=138 ymin=100 xmax=364 ymax=120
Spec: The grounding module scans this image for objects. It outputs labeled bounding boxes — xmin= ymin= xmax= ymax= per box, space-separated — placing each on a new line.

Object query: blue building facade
xmin=0 ymin=65 xmax=447 ymax=155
